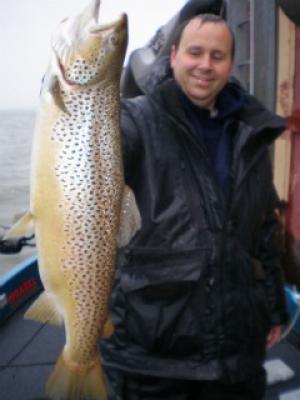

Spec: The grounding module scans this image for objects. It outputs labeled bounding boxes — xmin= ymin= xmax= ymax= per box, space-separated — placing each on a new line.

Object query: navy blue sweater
xmin=178 ymin=82 xmax=245 ymax=202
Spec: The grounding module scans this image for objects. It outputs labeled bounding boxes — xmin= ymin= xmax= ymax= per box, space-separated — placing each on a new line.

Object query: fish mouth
xmin=89 ymin=13 xmax=127 ymax=35
xmin=90 ymin=0 xmax=127 ymax=34
xmin=91 ymin=0 xmax=101 ymax=22
xmin=50 ymin=0 xmax=127 ymax=89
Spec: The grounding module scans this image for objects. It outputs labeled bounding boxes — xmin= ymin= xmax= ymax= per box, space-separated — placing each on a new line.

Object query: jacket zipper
xmin=167 ymin=113 xmax=231 ymax=364
xmin=168 ymin=114 xmax=227 ymax=226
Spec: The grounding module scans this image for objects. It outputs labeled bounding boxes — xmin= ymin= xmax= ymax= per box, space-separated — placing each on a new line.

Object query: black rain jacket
xmin=101 ymin=79 xmax=289 ymax=384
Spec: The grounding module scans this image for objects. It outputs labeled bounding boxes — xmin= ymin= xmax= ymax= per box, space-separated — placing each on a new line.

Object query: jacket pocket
xmin=120 ymin=246 xmax=211 ymax=356
xmin=242 ymin=255 xmax=272 ymax=338
xmin=223 ymin=244 xmax=272 ymax=353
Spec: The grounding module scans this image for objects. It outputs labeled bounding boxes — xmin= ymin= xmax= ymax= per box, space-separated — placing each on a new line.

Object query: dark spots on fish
xmin=50 ymin=84 xmax=124 ymax=360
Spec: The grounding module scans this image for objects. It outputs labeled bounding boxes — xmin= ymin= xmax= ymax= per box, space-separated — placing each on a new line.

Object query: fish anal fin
xmin=3 ymin=211 xmax=34 ymax=239
xmin=117 ymin=185 xmax=141 ymax=248
xmin=46 ymin=352 xmax=107 ymax=400
xmin=25 ymin=291 xmax=63 ymax=325
xmin=101 ymin=316 xmax=114 ymax=338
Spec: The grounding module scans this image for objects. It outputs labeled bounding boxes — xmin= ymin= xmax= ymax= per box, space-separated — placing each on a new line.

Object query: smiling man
xmin=101 ymin=14 xmax=288 ymax=400
xmin=170 ymin=15 xmax=233 ymax=111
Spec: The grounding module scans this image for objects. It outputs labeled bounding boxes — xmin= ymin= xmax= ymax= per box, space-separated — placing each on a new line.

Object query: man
xmin=101 ymin=14 xmax=288 ymax=399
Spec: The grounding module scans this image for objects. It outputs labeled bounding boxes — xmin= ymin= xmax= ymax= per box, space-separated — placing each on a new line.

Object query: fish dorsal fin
xmin=3 ymin=211 xmax=34 ymax=239
xmin=117 ymin=185 xmax=141 ymax=248
xmin=25 ymin=291 xmax=64 ymax=325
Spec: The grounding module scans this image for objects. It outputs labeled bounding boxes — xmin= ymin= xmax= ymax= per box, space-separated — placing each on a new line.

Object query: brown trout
xmin=4 ymin=1 xmax=140 ymax=399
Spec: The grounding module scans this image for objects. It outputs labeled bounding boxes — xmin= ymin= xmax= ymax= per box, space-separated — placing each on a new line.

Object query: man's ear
xmin=170 ymin=45 xmax=176 ymax=69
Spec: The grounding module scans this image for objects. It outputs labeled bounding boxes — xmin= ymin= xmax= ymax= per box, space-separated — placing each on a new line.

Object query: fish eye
xmin=109 ymin=35 xmax=119 ymax=46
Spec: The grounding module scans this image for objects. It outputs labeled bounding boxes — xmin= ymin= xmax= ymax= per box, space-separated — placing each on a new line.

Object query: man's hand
xmin=266 ymin=325 xmax=282 ymax=349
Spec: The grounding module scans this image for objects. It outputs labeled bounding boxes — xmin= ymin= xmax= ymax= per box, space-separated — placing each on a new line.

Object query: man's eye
xmin=188 ymin=50 xmax=202 ymax=56
xmin=212 ymin=53 xmax=225 ymax=60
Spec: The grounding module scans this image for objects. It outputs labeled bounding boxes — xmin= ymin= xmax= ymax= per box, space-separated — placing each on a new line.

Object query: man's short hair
xmin=172 ymin=14 xmax=235 ymax=60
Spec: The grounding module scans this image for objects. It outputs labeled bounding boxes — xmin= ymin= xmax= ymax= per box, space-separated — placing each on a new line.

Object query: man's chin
xmin=188 ymin=88 xmax=212 ymax=100
xmin=188 ymin=94 xmax=215 ymax=110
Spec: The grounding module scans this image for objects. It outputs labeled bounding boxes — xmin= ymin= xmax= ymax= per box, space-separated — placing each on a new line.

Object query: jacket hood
xmin=236 ymin=86 xmax=288 ymax=145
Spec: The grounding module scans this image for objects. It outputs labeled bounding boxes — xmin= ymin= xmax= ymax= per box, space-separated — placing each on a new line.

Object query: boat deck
xmin=1 ymin=300 xmax=300 ymax=400
xmin=0 ymin=300 xmax=63 ymax=400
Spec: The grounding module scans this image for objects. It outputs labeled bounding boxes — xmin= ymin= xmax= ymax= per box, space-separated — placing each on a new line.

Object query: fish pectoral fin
xmin=48 ymin=75 xmax=70 ymax=116
xmin=117 ymin=185 xmax=141 ymax=248
xmin=101 ymin=316 xmax=115 ymax=338
xmin=25 ymin=291 xmax=64 ymax=325
xmin=3 ymin=211 xmax=35 ymax=239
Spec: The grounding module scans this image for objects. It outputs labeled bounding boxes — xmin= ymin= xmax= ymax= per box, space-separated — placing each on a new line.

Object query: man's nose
xmin=199 ymin=54 xmax=213 ymax=70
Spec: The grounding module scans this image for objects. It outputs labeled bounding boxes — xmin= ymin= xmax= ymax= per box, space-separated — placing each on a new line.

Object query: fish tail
xmin=46 ymin=351 xmax=107 ymax=400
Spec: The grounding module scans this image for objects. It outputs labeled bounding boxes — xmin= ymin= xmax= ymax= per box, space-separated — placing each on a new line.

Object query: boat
xmin=1 ymin=1 xmax=300 ymax=399
xmin=0 ymin=254 xmax=300 ymax=399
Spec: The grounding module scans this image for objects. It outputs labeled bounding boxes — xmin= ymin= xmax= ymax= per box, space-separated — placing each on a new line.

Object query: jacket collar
xmin=154 ymin=78 xmax=287 ymax=150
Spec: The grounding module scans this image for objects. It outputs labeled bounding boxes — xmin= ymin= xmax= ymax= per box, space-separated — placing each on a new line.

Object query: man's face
xmin=170 ymin=19 xmax=233 ymax=110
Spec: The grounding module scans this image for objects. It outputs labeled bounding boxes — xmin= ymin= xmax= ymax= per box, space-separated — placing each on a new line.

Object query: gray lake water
xmin=0 ymin=110 xmax=37 ymax=277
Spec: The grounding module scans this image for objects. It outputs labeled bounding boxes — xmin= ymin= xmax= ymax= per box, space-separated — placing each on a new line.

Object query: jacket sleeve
xmin=120 ymin=99 xmax=142 ymax=187
xmin=256 ymin=182 xmax=289 ymax=326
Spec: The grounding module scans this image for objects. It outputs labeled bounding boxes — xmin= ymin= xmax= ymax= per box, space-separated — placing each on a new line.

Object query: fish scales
xmin=47 ymin=83 xmax=123 ymax=366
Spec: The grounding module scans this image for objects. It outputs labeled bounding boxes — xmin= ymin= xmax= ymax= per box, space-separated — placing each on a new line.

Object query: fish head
xmin=49 ymin=0 xmax=128 ymax=88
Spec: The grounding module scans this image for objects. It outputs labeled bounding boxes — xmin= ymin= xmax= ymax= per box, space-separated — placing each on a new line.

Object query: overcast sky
xmin=0 ymin=0 xmax=187 ymax=110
